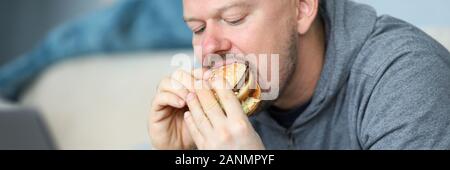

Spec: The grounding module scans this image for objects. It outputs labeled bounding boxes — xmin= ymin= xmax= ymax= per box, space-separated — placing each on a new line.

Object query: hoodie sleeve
xmin=360 ymin=50 xmax=450 ymax=150
xmin=0 ymin=0 xmax=192 ymax=101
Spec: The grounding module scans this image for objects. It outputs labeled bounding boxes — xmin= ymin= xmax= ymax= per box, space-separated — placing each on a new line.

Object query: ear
xmin=295 ymin=0 xmax=319 ymax=35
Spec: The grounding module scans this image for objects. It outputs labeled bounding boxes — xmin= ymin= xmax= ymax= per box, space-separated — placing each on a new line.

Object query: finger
xmin=184 ymin=111 xmax=204 ymax=148
xmin=158 ymin=77 xmax=190 ymax=102
xmin=209 ymin=76 xmax=246 ymax=120
xmin=194 ymin=80 xmax=227 ymax=127
xmin=192 ymin=67 xmax=212 ymax=80
xmin=171 ymin=69 xmax=198 ymax=92
xmin=151 ymin=92 xmax=185 ymax=111
xmin=185 ymin=92 xmax=213 ymax=135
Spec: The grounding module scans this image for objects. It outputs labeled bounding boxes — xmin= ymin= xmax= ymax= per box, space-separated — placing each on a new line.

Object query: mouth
xmin=203 ymin=54 xmax=247 ymax=69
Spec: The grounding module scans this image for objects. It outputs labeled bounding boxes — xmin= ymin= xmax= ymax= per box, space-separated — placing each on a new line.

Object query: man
xmin=148 ymin=0 xmax=450 ymax=150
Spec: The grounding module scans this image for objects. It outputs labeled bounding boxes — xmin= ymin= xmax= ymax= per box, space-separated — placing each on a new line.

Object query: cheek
xmin=225 ymin=14 xmax=296 ymax=86
xmin=231 ymin=18 xmax=293 ymax=57
xmin=231 ymin=24 xmax=276 ymax=55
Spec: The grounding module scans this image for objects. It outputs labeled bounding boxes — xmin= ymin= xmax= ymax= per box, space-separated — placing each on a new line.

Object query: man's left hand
xmin=183 ymin=75 xmax=265 ymax=150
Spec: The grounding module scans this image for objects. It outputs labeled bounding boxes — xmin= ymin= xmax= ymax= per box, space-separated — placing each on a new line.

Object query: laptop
xmin=0 ymin=109 xmax=57 ymax=150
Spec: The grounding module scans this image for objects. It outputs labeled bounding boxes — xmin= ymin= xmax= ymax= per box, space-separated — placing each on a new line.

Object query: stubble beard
xmin=251 ymin=29 xmax=299 ymax=115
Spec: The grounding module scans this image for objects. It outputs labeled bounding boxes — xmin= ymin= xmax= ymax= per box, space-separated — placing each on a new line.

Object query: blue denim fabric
xmin=0 ymin=0 xmax=192 ymax=101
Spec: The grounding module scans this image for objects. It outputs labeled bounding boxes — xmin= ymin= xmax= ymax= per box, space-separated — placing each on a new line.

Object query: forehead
xmin=183 ymin=0 xmax=256 ymax=17
xmin=183 ymin=0 xmax=292 ymax=18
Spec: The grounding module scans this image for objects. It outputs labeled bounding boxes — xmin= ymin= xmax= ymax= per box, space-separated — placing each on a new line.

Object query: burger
xmin=209 ymin=62 xmax=262 ymax=116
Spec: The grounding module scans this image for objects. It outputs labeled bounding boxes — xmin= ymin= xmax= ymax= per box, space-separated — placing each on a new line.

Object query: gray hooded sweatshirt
xmin=250 ymin=0 xmax=450 ymax=150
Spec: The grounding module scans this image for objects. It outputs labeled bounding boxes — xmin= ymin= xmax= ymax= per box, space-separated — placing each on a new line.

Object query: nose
xmin=201 ymin=26 xmax=232 ymax=57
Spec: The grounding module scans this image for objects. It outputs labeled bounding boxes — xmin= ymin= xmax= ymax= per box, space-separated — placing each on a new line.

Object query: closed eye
xmin=193 ymin=26 xmax=206 ymax=35
xmin=224 ymin=16 xmax=246 ymax=26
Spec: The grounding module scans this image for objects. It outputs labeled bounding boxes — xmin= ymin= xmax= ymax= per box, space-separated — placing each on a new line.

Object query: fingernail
xmin=211 ymin=76 xmax=225 ymax=89
xmin=186 ymin=93 xmax=195 ymax=102
xmin=178 ymin=100 xmax=185 ymax=106
xmin=209 ymin=78 xmax=216 ymax=88
xmin=204 ymin=70 xmax=212 ymax=79
xmin=184 ymin=111 xmax=191 ymax=119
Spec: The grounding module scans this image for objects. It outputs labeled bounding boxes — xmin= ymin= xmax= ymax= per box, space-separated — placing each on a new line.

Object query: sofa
xmin=18 ymin=50 xmax=192 ymax=149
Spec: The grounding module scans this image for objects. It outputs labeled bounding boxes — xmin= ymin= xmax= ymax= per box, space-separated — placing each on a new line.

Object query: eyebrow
xmin=184 ymin=1 xmax=251 ymax=23
xmin=217 ymin=1 xmax=251 ymax=14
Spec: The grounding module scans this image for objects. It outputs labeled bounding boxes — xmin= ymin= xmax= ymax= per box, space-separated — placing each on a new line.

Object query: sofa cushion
xmin=20 ymin=50 xmax=192 ymax=149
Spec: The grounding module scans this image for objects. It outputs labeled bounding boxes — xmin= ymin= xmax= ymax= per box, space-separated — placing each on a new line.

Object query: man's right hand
xmin=148 ymin=68 xmax=208 ymax=150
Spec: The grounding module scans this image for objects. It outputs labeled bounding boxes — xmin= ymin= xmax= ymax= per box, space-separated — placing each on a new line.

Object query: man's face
xmin=183 ymin=0 xmax=299 ymax=108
